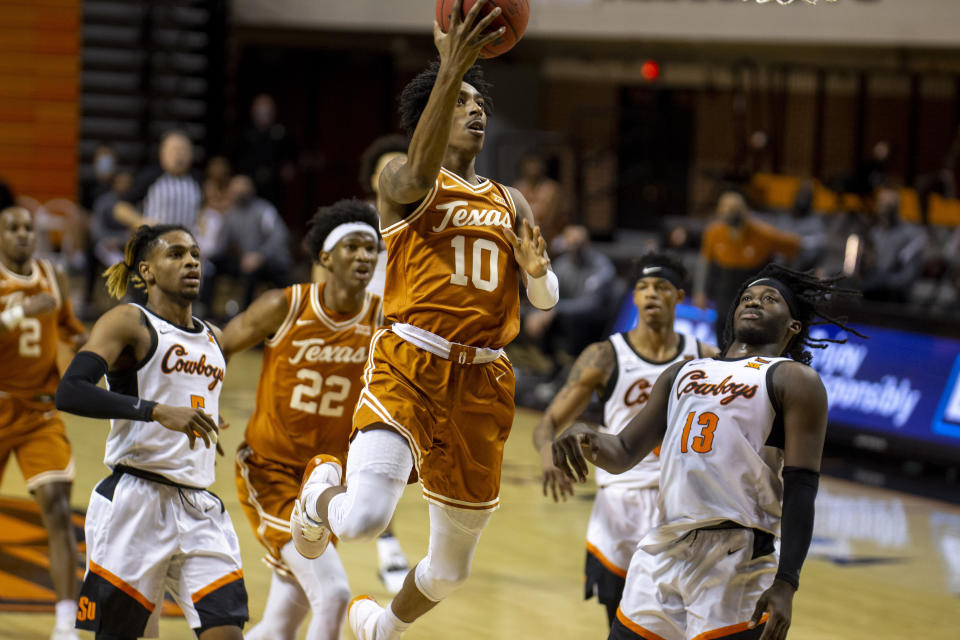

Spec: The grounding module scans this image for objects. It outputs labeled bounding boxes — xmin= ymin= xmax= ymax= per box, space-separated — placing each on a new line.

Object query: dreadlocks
xmin=398 ymin=59 xmax=493 ymax=137
xmin=721 ymin=264 xmax=865 ymax=365
xmin=103 ymin=224 xmax=192 ymax=299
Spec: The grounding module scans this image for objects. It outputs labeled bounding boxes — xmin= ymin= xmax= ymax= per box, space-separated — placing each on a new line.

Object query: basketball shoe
xmin=290 ymin=454 xmax=342 ymax=559
xmin=348 ymin=595 xmax=384 ymax=640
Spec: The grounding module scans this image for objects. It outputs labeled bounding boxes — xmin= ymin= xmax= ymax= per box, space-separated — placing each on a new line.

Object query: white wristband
xmin=0 ymin=305 xmax=25 ymax=330
xmin=526 ymin=270 xmax=559 ymax=310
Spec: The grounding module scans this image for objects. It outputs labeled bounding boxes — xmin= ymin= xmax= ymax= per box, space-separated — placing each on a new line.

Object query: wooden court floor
xmin=1 ymin=350 xmax=958 ymax=639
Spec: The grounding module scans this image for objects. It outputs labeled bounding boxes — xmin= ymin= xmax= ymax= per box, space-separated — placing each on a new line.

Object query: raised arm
xmin=378 ymin=0 xmax=505 ymax=209
xmin=220 ymin=288 xmax=289 ymax=360
xmin=532 ymin=340 xmax=614 ymax=501
xmin=55 ymin=304 xmax=219 ymax=449
xmin=506 ymin=187 xmax=557 ymax=308
xmin=553 ymin=360 xmax=683 ymax=482
xmin=751 ymin=361 xmax=828 ymax=640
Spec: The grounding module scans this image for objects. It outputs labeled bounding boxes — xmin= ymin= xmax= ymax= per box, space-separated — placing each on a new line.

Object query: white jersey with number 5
xmin=641 ymin=355 xmax=791 ymax=552
xmin=597 ymin=331 xmax=701 ymax=489
xmin=103 ymin=304 xmax=225 ymax=488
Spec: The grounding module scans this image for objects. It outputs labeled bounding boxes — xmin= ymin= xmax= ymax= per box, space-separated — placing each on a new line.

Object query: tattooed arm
xmin=532 ymin=340 xmax=615 ymax=501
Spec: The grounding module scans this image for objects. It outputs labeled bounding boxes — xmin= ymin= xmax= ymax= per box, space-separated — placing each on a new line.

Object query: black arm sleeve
xmin=55 ymin=351 xmax=156 ymax=421
xmin=776 ymin=466 xmax=820 ymax=589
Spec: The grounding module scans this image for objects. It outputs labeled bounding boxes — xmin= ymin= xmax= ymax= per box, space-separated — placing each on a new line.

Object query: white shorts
xmin=611 ymin=527 xmax=777 ymax=640
xmin=585 ymin=484 xmax=658 ymax=605
xmin=76 ymin=469 xmax=248 ymax=637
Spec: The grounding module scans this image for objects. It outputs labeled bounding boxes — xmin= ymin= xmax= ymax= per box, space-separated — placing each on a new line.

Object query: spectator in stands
xmin=85 ymin=171 xmax=134 ymax=305
xmin=195 ymin=157 xmax=233 ymax=316
xmin=693 ymin=191 xmax=800 ymax=344
xmin=113 ymin=130 xmax=203 ymax=231
xmin=522 ymin=224 xmax=617 ymax=372
xmin=851 ymin=140 xmax=892 ymax=201
xmin=769 ymin=180 xmax=827 ymax=272
xmin=214 ymin=175 xmax=291 ymax=313
xmin=234 ymin=94 xmax=297 ymax=206
xmin=859 ymin=188 xmax=926 ymax=304
xmin=80 ymin=144 xmax=117 ymax=210
xmin=514 ymin=151 xmax=564 ymax=247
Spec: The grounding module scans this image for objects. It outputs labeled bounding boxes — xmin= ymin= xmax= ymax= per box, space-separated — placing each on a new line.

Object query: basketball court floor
xmin=1 ymin=350 xmax=958 ymax=639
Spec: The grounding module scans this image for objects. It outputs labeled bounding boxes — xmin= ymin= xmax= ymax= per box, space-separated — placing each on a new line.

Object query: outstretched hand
xmin=539 ymin=442 xmax=575 ymax=502
xmin=750 ymin=579 xmax=795 ymax=640
xmin=506 ymin=218 xmax=549 ymax=278
xmin=434 ymin=0 xmax=505 ymax=75
xmin=151 ymin=403 xmax=219 ymax=450
xmin=552 ymin=423 xmax=599 ymax=484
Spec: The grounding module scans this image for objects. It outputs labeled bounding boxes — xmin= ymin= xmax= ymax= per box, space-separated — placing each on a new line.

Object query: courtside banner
xmin=613 ymin=299 xmax=960 ymax=457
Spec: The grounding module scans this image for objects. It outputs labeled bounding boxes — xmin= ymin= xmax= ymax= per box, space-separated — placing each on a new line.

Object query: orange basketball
xmin=436 ymin=0 xmax=529 ymax=59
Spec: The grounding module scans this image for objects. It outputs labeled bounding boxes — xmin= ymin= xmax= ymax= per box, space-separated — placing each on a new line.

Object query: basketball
xmin=436 ymin=0 xmax=530 ymax=59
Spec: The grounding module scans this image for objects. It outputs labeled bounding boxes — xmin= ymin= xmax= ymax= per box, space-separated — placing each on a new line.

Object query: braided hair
xmin=103 ymin=224 xmax=192 ymax=299
xmin=398 ymin=58 xmax=493 ymax=137
xmin=720 ymin=264 xmax=866 ymax=365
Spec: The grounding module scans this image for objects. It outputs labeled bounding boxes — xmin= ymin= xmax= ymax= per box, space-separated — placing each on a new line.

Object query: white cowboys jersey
xmin=103 ymin=304 xmax=225 ymax=488
xmin=641 ymin=355 xmax=791 ymax=553
xmin=597 ymin=332 xmax=701 ymax=489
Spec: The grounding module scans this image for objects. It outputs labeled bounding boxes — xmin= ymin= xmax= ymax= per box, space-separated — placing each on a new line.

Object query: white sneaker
xmin=291 ymin=454 xmax=343 ymax=559
xmin=348 ymin=595 xmax=383 ymax=640
xmin=50 ymin=628 xmax=80 ymax=640
xmin=377 ymin=534 xmax=409 ymax=595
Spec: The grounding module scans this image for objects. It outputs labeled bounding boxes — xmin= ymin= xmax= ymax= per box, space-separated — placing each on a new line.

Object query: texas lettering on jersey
xmin=675 ymin=368 xmax=759 ymax=406
xmin=431 ymin=200 xmax=512 ymax=233
xmin=287 ymin=337 xmax=367 ymax=365
xmin=161 ymin=343 xmax=224 ymax=391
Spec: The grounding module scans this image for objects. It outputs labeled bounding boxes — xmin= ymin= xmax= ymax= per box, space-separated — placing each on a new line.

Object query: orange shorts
xmin=234 ymin=443 xmax=302 ymax=573
xmin=353 ymin=329 xmax=515 ymax=511
xmin=0 ymin=396 xmax=73 ymax=490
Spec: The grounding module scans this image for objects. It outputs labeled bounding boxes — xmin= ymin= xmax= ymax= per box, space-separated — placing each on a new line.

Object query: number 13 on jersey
xmin=680 ymin=411 xmax=718 ymax=454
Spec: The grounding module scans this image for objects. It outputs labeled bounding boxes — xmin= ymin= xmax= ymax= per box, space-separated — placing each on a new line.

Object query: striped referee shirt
xmin=143 ymin=173 xmax=203 ymax=229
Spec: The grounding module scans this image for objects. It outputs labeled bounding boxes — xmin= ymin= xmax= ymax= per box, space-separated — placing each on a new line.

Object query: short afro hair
xmin=303 ymin=199 xmax=380 ymax=263
xmin=629 ymin=251 xmax=690 ymax=291
xmin=358 ymin=134 xmax=409 ymax=197
xmin=398 ymin=59 xmax=493 ymax=137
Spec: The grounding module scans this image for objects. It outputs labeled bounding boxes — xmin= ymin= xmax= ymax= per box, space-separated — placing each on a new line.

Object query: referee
xmin=114 ymin=130 xmax=203 ymax=231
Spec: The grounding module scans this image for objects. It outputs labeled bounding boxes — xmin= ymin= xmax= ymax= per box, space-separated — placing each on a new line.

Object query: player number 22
xmin=18 ymin=317 xmax=41 ymax=357
xmin=290 ymin=370 xmax=351 ymax=417
xmin=680 ymin=411 xmax=718 ymax=454
xmin=450 ymin=235 xmax=499 ymax=292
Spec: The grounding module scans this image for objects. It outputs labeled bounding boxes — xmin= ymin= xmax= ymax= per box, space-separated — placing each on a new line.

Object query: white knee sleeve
xmin=414 ymin=504 xmax=492 ymax=603
xmin=280 ymin=541 xmax=351 ymax=640
xmin=327 ymin=428 xmax=413 ymax=542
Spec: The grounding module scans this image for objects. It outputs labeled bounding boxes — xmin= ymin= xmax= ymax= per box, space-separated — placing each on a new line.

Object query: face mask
xmin=95 ymin=154 xmax=115 ymax=177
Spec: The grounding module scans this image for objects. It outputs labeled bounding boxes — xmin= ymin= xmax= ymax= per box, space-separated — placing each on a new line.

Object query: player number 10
xmin=450 ymin=235 xmax=499 ymax=292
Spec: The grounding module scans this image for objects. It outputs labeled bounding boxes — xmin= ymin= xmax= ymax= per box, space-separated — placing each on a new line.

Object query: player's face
xmin=321 ymin=231 xmax=378 ymax=291
xmin=633 ymin=277 xmax=683 ymax=327
xmin=732 ymin=285 xmax=799 ymax=346
xmin=142 ymin=231 xmax=202 ymax=300
xmin=448 ymin=82 xmax=487 ymax=153
xmin=0 ymin=208 xmax=36 ymax=265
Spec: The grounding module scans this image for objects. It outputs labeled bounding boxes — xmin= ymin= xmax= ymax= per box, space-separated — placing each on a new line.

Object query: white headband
xmin=322 ymin=222 xmax=378 ymax=252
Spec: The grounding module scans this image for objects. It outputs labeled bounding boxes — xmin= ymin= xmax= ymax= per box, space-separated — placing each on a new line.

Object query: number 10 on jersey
xmin=450 ymin=235 xmax=499 ymax=292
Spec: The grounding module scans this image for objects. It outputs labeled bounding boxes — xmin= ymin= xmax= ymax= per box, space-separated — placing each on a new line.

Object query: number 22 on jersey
xmin=680 ymin=411 xmax=718 ymax=454
xmin=290 ymin=370 xmax=350 ymax=417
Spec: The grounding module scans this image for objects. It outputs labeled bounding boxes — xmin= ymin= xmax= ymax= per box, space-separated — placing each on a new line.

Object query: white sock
xmin=245 ymin=570 xmax=309 ymax=640
xmin=55 ymin=599 xmax=76 ymax=630
xmin=375 ymin=605 xmax=412 ymax=640
xmin=280 ymin=541 xmax=352 ymax=640
xmin=377 ymin=534 xmax=408 ymax=570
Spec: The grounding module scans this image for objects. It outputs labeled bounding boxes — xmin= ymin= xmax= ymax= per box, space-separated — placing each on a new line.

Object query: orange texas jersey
xmin=380 ymin=167 xmax=520 ymax=350
xmin=0 ymin=259 xmax=84 ymax=404
xmin=244 ymin=282 xmax=383 ymax=469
